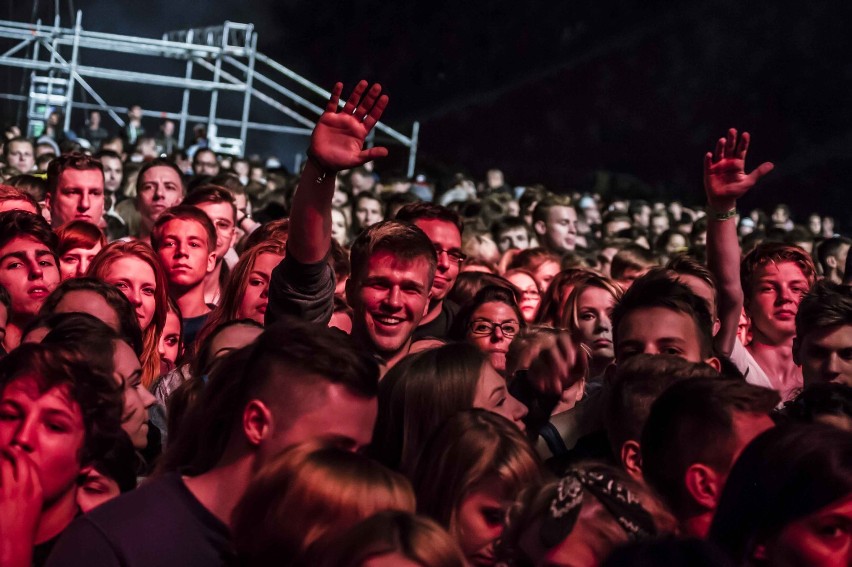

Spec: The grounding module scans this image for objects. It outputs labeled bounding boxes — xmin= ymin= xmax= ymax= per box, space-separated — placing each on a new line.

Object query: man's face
xmin=0 ymin=376 xmax=85 ymax=503
xmin=747 ymin=262 xmax=810 ymax=343
xmin=835 ymin=244 xmax=851 ymax=280
xmin=161 ymin=121 xmax=175 ymax=137
xmin=541 ymin=206 xmax=577 ymax=252
xmin=414 ymin=218 xmax=461 ymax=303
xmin=650 ymin=215 xmax=670 ymax=236
xmin=137 ymin=166 xmax=183 ymax=228
xmin=100 ymin=156 xmax=123 ymax=194
xmin=497 ymin=227 xmax=530 ymax=252
xmin=615 ymin=306 xmax=706 ymax=363
xmin=89 ymin=111 xmax=101 ymax=127
xmin=194 ymin=202 xmax=236 ymax=262
xmin=6 ymin=141 xmax=35 ymax=173
xmin=797 ymin=324 xmax=852 ymax=387
xmin=155 ymin=219 xmax=216 ymax=290
xmin=347 ymin=250 xmax=431 ymax=356
xmin=633 ymin=206 xmax=651 ymax=228
xmin=128 ymin=106 xmax=142 ymax=121
xmin=0 ymin=236 xmax=60 ymax=318
xmin=48 ymin=168 xmax=105 ymax=227
xmin=354 ymin=198 xmax=383 ymax=229
xmin=192 ymin=151 xmax=219 ymax=177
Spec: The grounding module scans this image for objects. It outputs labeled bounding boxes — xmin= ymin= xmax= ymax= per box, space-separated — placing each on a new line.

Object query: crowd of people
xmin=0 ymin=80 xmax=849 ymax=567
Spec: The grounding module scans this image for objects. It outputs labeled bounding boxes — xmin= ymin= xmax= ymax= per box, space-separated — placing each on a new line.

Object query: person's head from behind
xmin=0 ymin=211 xmax=60 ymax=324
xmin=372 ymin=342 xmax=527 ymax=472
xmin=0 ymin=183 xmax=38 ymax=215
xmin=740 ymin=242 xmax=816 ymax=344
xmin=158 ymin=317 xmax=380 ymax=475
xmin=498 ymin=463 xmax=675 ymax=566
xmin=610 ymin=244 xmax=657 ymax=291
xmin=346 ymin=220 xmax=436 ymax=360
xmin=412 ymin=410 xmax=543 ymax=564
xmin=604 ymin=354 xmax=720 ymax=481
xmin=314 ymin=511 xmax=466 ymax=567
xmin=231 ymin=440 xmax=416 ymax=566
xmin=641 ymin=378 xmax=779 ymax=537
xmin=453 ymin=285 xmax=526 ymax=374
xmin=611 ymin=271 xmax=718 ymax=369
xmin=664 ymin=255 xmax=720 ymax=330
xmin=794 ymin=281 xmax=852 ymax=388
xmin=0 ymin=342 xmax=123 ymax=530
xmin=151 ymin=205 xmax=217 ymax=292
xmin=709 ymin=423 xmax=852 ymax=567
xmin=781 ymin=382 xmax=852 ymax=432
xmin=182 ymin=184 xmax=237 ymax=262
xmin=45 ymin=152 xmax=105 ymax=228
xmin=56 ymin=220 xmax=106 ymax=280
xmin=136 ymin=159 xmax=186 ymax=233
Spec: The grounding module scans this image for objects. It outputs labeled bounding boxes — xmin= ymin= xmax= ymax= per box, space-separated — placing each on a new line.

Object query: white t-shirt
xmin=729 ymin=339 xmax=774 ymax=390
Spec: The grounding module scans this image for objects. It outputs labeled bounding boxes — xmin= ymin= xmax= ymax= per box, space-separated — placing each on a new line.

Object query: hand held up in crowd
xmin=526 ymin=332 xmax=589 ymax=398
xmin=703 ymin=128 xmax=774 ymax=212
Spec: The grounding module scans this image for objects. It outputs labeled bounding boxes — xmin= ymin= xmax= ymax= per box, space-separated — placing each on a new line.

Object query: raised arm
xmin=288 ymin=81 xmax=389 ymax=263
xmin=704 ymin=128 xmax=774 ymax=356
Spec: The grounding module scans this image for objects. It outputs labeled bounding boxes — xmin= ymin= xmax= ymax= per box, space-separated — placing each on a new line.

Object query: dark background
xmin=3 ymin=0 xmax=851 ymax=226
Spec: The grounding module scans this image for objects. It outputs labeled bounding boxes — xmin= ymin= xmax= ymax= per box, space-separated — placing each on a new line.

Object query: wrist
xmin=306 ymin=149 xmax=335 ymax=182
xmin=706 ymin=203 xmax=738 ymax=221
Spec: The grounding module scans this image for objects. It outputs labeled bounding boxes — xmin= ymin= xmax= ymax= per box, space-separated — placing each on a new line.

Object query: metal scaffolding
xmin=0 ymin=11 xmax=420 ymax=175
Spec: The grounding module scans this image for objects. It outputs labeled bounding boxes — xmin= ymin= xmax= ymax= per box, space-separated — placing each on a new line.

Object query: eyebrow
xmin=489 ymin=385 xmax=506 ymax=399
xmin=117 ymin=369 xmax=142 ymax=386
xmin=0 ymin=249 xmax=52 ymax=264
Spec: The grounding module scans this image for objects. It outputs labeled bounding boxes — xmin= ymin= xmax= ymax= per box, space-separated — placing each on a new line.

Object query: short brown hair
xmin=46 ymin=152 xmax=103 ymax=197
xmin=740 ymin=242 xmax=816 ymax=302
xmin=348 ymin=220 xmax=437 ymax=286
xmin=151 ymin=205 xmax=217 ymax=253
xmin=55 ymin=220 xmax=107 ymax=257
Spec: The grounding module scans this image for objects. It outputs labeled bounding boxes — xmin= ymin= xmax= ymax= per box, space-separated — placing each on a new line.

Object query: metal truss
xmin=0 ymin=11 xmax=420 ymax=174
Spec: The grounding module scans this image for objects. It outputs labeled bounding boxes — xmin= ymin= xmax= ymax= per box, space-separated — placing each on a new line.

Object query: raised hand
xmin=309 ymin=81 xmax=389 ymax=172
xmin=0 ymin=447 xmax=42 ymax=567
xmin=703 ymin=128 xmax=774 ymax=210
xmin=526 ymin=332 xmax=589 ymax=398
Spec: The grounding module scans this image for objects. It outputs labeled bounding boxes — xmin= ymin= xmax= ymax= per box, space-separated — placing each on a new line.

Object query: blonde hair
xmin=559 ymin=274 xmax=623 ymax=332
xmin=232 ymin=440 xmax=416 ymax=566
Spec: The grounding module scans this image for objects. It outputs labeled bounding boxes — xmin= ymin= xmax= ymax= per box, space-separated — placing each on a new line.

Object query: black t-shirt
xmin=45 ymin=473 xmax=233 ymax=567
xmin=182 ymin=313 xmax=210 ymax=351
xmin=412 ymin=300 xmax=459 ymax=341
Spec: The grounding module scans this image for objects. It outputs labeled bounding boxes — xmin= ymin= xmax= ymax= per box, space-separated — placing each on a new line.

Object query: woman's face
xmin=237 ymin=253 xmax=283 ymax=324
xmin=533 ymin=260 xmax=561 ymax=293
xmin=0 ymin=375 xmax=85 ymax=503
xmin=455 ymin=477 xmax=513 ymax=566
xmin=354 ymin=197 xmax=383 ymax=229
xmin=59 ymin=243 xmax=102 ymax=280
xmin=473 ymin=362 xmax=527 ymax=431
xmin=506 ymin=272 xmax=541 ymax=323
xmin=762 ymin=494 xmax=852 ymax=567
xmin=331 ymin=209 xmax=348 ymax=246
xmin=158 ymin=309 xmax=182 ymax=365
xmin=77 ymin=466 xmax=121 ymax=513
xmin=103 ymin=256 xmax=157 ymax=331
xmin=467 ymin=301 xmax=520 ymax=373
xmin=113 ymin=340 xmax=156 ymax=450
xmin=574 ymin=286 xmax=615 ymax=362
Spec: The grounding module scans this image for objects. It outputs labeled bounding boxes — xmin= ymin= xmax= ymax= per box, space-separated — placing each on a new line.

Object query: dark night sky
xmin=3 ymin=0 xmax=851 ymax=226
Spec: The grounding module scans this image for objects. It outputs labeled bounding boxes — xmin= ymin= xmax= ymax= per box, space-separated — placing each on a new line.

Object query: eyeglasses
xmin=468 ymin=319 xmax=520 ymax=337
xmin=434 ymin=245 xmax=467 ymax=263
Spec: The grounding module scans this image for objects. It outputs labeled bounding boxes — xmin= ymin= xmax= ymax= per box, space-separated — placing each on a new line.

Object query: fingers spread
xmin=736 ymin=131 xmax=751 ymax=159
xmin=714 ymin=138 xmax=726 ymax=161
xmin=724 ymin=128 xmax=737 ymax=157
xmin=341 ymin=80 xmax=369 ymax=115
xmin=363 ymin=94 xmax=389 ymax=132
xmin=325 ymin=82 xmax=343 ymax=113
xmin=360 ymin=147 xmax=389 ymax=162
xmin=748 ymin=161 xmax=775 ymax=183
xmin=355 ymin=83 xmax=383 ymax=119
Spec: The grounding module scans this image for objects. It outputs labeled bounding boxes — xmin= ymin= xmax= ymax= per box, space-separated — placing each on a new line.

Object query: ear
xmin=228 ymin=228 xmax=237 ymax=251
xmin=422 ymin=291 xmax=432 ymax=317
xmin=712 ymin=317 xmax=721 ymax=337
xmin=242 ymin=399 xmax=272 ymax=447
xmin=533 ymin=220 xmax=547 ymax=237
xmin=827 ymin=256 xmax=837 ymax=269
xmin=620 ymin=440 xmax=643 ymax=480
xmin=206 ymin=251 xmax=216 ymax=274
xmin=704 ymin=356 xmax=722 ymax=372
xmin=684 ymin=463 xmax=722 ymax=511
xmin=44 ymin=191 xmax=52 ymax=211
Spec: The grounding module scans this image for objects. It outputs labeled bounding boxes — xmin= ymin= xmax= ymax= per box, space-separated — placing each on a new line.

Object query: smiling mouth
xmin=374 ymin=315 xmax=406 ymax=327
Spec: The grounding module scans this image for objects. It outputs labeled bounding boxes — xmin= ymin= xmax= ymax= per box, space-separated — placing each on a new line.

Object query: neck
xmin=36 ymin=487 xmax=79 ymax=544
xmin=748 ymin=336 xmax=802 ymax=396
xmin=174 ymin=283 xmax=211 ymax=318
xmin=203 ymin=263 xmax=223 ymax=305
xmin=681 ymin=511 xmax=713 ymax=539
xmin=419 ymin=297 xmax=444 ymax=326
xmin=183 ymin=455 xmax=253 ymax=528
xmin=352 ymin=328 xmax=410 ymax=378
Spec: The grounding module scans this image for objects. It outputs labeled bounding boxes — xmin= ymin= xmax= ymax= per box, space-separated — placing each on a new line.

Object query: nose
xmin=28 ymin=260 xmax=43 ymax=280
xmin=153 ymin=183 xmax=165 ymax=200
xmin=79 ymin=256 xmax=91 ymax=277
xmin=174 ymin=242 xmax=187 ymax=259
xmin=384 ymin=286 xmax=402 ymax=310
xmin=825 ymin=353 xmax=843 ymax=378
xmin=510 ymin=394 xmax=529 ymax=423
xmin=79 ymin=191 xmax=90 ymax=211
xmin=597 ymin=313 xmax=612 ymax=332
xmin=13 ymin=415 xmax=37 ymax=452
xmin=436 ymin=249 xmax=450 ymax=271
xmin=129 ymin=287 xmax=143 ymax=307
xmin=139 ymin=386 xmax=156 ymax=410
xmin=260 ymin=283 xmax=269 ymax=299
xmin=490 ymin=325 xmax=505 ymax=343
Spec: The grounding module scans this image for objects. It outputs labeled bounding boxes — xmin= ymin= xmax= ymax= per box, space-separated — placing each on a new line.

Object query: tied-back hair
xmin=371 ymin=343 xmax=487 ymax=472
xmin=232 ymin=440 xmax=416 ymax=567
xmin=157 ymin=316 xmax=379 ymax=475
xmin=87 ymin=240 xmax=169 ymax=388
xmin=194 ymin=239 xmax=285 ymax=352
xmin=348 ymin=220 xmax=437 ymax=286
xmin=412 ymin=410 xmax=544 ymax=535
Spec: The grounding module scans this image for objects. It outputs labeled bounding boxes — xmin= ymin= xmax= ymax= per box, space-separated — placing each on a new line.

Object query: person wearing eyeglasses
xmin=396 ymin=202 xmax=466 ymax=340
xmin=453 ymin=285 xmax=526 ymax=376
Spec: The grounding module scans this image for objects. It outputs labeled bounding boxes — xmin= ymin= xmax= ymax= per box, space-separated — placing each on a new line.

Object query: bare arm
xmin=704 ymin=128 xmax=774 ymax=356
xmin=288 ymin=81 xmax=389 ymax=263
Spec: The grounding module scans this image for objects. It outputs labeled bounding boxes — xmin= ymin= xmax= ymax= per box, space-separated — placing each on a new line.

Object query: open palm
xmin=703 ymin=128 xmax=774 ymax=208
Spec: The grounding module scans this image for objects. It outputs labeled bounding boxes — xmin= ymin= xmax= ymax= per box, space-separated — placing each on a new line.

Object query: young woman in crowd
xmin=453 ymin=285 xmax=526 ymax=376
xmin=411 ymin=410 xmax=544 ymax=566
xmin=503 ymin=268 xmax=542 ymax=323
xmin=231 ymin=440 xmax=416 ymax=567
xmin=534 ymin=269 xmax=595 ymax=327
xmin=87 ymin=240 xmax=169 ymax=388
xmin=314 ymin=511 xmax=467 ymax=567
xmin=55 ymin=220 xmax=106 ymax=280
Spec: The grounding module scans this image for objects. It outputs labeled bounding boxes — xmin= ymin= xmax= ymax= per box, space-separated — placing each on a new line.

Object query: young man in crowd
xmin=704 ymin=128 xmax=815 ymax=401
xmin=395 ymin=202 xmax=464 ymax=339
xmin=0 ymin=184 xmax=39 ymax=215
xmin=267 ymin=81 xmax=437 ymax=374
xmin=4 ymin=137 xmax=35 ymax=174
xmin=192 ymin=148 xmax=220 ymax=178
xmin=45 ymin=153 xmax=105 ymax=228
xmin=46 ymin=318 xmax=379 ymax=567
xmin=532 ymin=194 xmax=578 ymax=255
xmin=794 ymin=281 xmax=852 ymax=387
xmin=152 ymin=205 xmax=216 ymax=348
xmin=641 ymin=378 xmax=778 ymax=538
xmin=492 ymin=216 xmax=534 ymax=252
xmin=817 ymin=236 xmax=851 ymax=285
xmin=136 ymin=159 xmax=186 ymax=243
xmin=0 ymin=211 xmax=60 ymax=351
xmin=182 ymin=186 xmax=238 ymax=305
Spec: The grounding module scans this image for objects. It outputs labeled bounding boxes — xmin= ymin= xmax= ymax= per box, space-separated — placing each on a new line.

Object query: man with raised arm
xmin=704 ymin=129 xmax=815 ymax=401
xmin=266 ymin=81 xmax=437 ymax=374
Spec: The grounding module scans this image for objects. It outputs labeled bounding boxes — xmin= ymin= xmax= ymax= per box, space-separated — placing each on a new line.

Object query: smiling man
xmin=45 ymin=153 xmax=105 ymax=228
